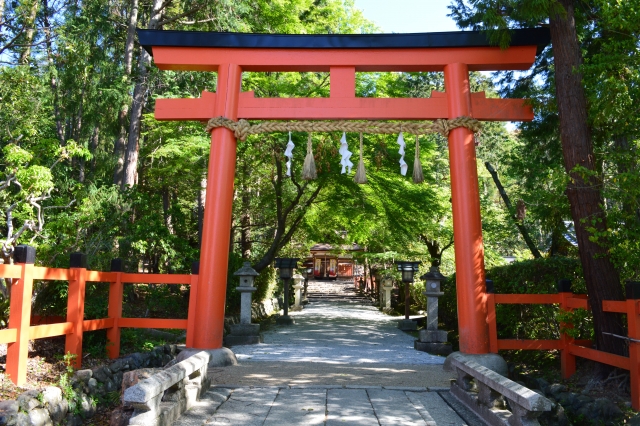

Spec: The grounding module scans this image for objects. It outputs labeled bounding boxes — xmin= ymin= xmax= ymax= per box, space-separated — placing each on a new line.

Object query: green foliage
xmin=0 ymin=296 xmax=8 ymax=327
xmin=57 ymin=352 xmax=81 ymax=415
xmin=254 ymin=266 xmax=278 ymax=302
xmin=441 ymin=256 xmax=589 ymax=352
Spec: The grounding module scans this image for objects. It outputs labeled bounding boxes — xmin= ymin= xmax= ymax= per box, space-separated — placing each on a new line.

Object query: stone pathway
xmin=176 ymin=386 xmax=483 ymax=426
xmin=174 ymin=282 xmax=482 ymax=425
xmin=231 ymin=298 xmax=444 ymax=365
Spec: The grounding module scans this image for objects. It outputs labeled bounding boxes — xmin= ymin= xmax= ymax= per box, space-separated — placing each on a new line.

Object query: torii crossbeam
xmin=138 ymin=28 xmax=550 ymax=356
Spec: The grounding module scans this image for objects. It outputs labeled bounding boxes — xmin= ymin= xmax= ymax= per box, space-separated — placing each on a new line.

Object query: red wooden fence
xmin=0 ymin=246 xmax=198 ymax=386
xmin=486 ymin=280 xmax=640 ymax=409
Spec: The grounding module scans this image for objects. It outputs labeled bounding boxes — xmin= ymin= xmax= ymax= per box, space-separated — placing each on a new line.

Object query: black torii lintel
xmin=138 ymin=28 xmax=551 ymax=56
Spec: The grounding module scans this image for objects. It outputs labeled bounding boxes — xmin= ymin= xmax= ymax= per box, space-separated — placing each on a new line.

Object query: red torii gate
xmin=138 ymin=28 xmax=550 ymax=356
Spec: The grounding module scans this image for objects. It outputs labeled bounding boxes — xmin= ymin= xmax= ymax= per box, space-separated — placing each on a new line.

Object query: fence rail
xmin=0 ymin=245 xmax=198 ymax=386
xmin=486 ymin=279 xmax=640 ymax=410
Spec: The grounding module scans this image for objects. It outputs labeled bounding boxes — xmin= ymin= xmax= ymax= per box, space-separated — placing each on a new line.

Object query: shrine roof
xmin=310 ymin=243 xmax=363 ymax=252
xmin=138 ymin=28 xmax=550 ymax=56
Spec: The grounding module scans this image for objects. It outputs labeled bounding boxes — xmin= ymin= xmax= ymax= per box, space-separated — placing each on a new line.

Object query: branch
xmin=43 ymin=199 xmax=76 ymax=210
xmin=0 ymin=26 xmax=26 ymax=56
xmin=485 ymin=162 xmax=542 ymax=259
xmin=179 ymin=17 xmax=216 ymax=25
xmin=439 ymin=238 xmax=454 ymax=256
xmin=156 ymin=5 xmax=205 ymax=27
xmin=0 ymin=174 xmax=15 ymax=191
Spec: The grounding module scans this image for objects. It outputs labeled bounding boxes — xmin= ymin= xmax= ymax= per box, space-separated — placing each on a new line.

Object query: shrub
xmin=440 ymin=256 xmax=590 ymax=353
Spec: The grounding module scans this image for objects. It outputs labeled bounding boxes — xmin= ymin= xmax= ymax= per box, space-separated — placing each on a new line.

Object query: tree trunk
xmin=0 ymin=0 xmax=5 ymax=33
xmin=74 ymin=86 xmax=85 ymax=181
xmin=251 ymin=151 xmax=324 ymax=273
xmin=113 ymin=0 xmax=139 ymax=186
xmin=240 ymin=162 xmax=252 ymax=259
xmin=18 ymin=0 xmax=39 ymax=64
xmin=42 ymin=0 xmax=65 ymax=146
xmin=423 ymin=238 xmax=453 ymax=270
xmin=162 ymin=187 xmax=174 ymax=234
xmin=89 ymin=126 xmax=99 ymax=173
xmin=550 ymin=0 xmax=626 ymax=356
xmin=485 ymin=162 xmax=542 ymax=258
xmin=240 ymin=192 xmax=252 ymax=259
xmin=121 ymin=0 xmax=164 ymax=189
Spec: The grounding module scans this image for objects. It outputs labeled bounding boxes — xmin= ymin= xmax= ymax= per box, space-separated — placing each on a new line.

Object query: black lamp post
xmin=275 ymin=257 xmax=299 ymax=325
xmin=396 ymin=261 xmax=420 ymax=331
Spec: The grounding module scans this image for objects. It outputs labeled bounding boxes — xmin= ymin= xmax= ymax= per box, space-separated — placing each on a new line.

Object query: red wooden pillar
xmin=444 ymin=62 xmax=490 ymax=354
xmin=6 ymin=245 xmax=35 ymax=386
xmin=106 ymin=258 xmax=123 ymax=359
xmin=65 ymin=252 xmax=87 ymax=368
xmin=626 ymin=282 xmax=640 ymax=410
xmin=194 ymin=63 xmax=242 ymax=349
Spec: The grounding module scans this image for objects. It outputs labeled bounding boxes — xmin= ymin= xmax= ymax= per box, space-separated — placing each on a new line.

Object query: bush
xmin=440 ymin=256 xmax=590 ymax=353
xmin=254 ymin=265 xmax=278 ymax=302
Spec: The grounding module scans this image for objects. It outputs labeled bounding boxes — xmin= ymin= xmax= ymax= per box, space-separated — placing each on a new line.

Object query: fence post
xmin=6 ymin=245 xmax=35 ymax=386
xmin=558 ymin=279 xmax=576 ymax=379
xmin=485 ymin=279 xmax=498 ymax=353
xmin=65 ymin=252 xmax=87 ymax=369
xmin=186 ymin=261 xmax=199 ymax=348
xmin=626 ymin=281 xmax=640 ymax=410
xmin=107 ymin=258 xmax=123 ymax=359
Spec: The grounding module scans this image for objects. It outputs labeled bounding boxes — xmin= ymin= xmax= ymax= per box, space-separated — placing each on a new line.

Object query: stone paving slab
xmin=203 ymin=388 xmax=279 ymax=426
xmin=367 ymin=389 xmax=429 ymax=425
xmin=326 ymin=388 xmax=378 ymax=426
xmin=407 ymin=391 xmax=466 ymax=425
xmin=174 ymin=387 xmax=478 ymax=425
xmin=263 ymin=389 xmax=326 ymax=425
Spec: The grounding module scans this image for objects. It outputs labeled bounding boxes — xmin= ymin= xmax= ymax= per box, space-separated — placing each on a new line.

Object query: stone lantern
xmin=291 ymin=273 xmax=305 ymax=311
xmin=381 ymin=277 xmax=394 ymax=311
xmin=414 ymin=267 xmax=451 ymax=355
xmin=224 ymin=262 xmax=262 ymax=346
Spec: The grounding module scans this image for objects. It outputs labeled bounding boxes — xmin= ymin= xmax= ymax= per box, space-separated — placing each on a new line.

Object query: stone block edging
xmin=0 ymin=344 xmax=180 ymax=426
xmin=448 ymin=353 xmax=552 ymax=426
xmin=124 ymin=351 xmax=211 ymax=426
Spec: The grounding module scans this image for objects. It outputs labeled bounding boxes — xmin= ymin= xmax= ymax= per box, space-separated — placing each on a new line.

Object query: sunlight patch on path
xmin=232 ymin=300 xmax=445 ymax=365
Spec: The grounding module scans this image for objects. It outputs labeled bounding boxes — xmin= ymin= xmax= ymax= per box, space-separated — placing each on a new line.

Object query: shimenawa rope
xmin=205 ymin=116 xmax=482 ymax=141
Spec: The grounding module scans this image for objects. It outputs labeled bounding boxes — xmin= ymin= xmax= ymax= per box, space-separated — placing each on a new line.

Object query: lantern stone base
xmin=418 ymin=329 xmax=449 ymax=343
xmin=397 ymin=319 xmax=418 ymax=331
xmin=276 ymin=315 xmax=295 ymax=325
xmin=414 ymin=340 xmax=452 ymax=356
xmin=225 ymin=334 xmax=263 ymax=346
xmin=229 ymin=323 xmax=260 ymax=336
xmin=224 ymin=324 xmax=262 ymax=346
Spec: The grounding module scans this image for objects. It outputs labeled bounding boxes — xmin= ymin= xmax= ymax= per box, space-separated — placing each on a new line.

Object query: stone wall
xmin=0 ymin=344 xmax=179 ymax=426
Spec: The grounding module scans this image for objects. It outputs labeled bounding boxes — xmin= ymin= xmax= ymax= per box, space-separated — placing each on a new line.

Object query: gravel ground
xmin=217 ymin=299 xmax=455 ymax=388
xmin=232 ymin=300 xmax=446 ymax=365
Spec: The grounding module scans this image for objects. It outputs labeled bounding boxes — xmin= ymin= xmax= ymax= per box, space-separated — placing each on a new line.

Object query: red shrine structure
xmin=308 ymin=243 xmax=362 ymax=280
xmin=138 ymin=28 xmax=550 ymax=355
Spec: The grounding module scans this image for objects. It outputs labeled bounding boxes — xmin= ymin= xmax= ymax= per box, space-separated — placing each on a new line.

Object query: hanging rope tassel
xmin=413 ymin=134 xmax=424 ymax=184
xmin=284 ymin=131 xmax=294 ymax=177
xmin=302 ymin=133 xmax=317 ymax=180
xmin=354 ymin=132 xmax=367 ymax=184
